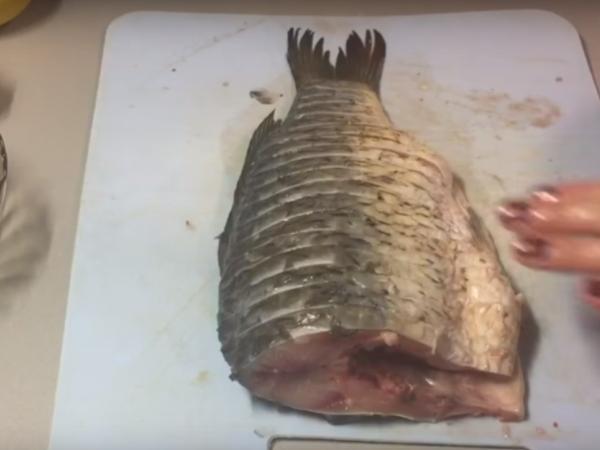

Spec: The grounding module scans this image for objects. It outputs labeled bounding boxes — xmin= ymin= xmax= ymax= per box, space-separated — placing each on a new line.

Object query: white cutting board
xmin=50 ymin=10 xmax=600 ymax=450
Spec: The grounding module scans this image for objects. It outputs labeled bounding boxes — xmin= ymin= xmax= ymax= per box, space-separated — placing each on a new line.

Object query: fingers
xmin=497 ymin=183 xmax=600 ymax=236
xmin=498 ymin=182 xmax=600 ymax=309
xmin=496 ymin=201 xmax=539 ymax=236
xmin=512 ymin=235 xmax=600 ymax=272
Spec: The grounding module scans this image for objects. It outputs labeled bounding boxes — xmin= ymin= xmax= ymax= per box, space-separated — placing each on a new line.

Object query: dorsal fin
xmin=218 ymin=111 xmax=281 ymax=272
xmin=244 ymin=110 xmax=280 ymax=165
xmin=287 ymin=28 xmax=386 ymax=94
xmin=234 ymin=110 xmax=280 ymax=204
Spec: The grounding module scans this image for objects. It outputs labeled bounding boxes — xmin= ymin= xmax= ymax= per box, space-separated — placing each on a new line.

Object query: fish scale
xmin=217 ymin=28 xmax=523 ymax=421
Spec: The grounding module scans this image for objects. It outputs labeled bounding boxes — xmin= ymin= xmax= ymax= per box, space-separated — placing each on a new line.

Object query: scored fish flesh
xmin=217 ymin=28 xmax=524 ymax=421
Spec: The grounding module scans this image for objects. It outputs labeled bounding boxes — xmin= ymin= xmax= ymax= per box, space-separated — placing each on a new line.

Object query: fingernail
xmin=532 ymin=185 xmax=559 ymax=203
xmin=512 ymin=237 xmax=549 ymax=258
xmin=583 ymin=279 xmax=600 ymax=309
xmin=497 ymin=201 xmax=529 ymax=223
xmin=587 ymin=279 xmax=600 ymax=298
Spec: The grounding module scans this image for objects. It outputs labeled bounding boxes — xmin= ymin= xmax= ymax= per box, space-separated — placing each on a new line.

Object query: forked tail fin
xmin=287 ymin=28 xmax=386 ymax=94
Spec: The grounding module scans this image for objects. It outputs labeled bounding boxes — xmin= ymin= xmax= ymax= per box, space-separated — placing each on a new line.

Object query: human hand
xmin=497 ymin=183 xmax=600 ymax=307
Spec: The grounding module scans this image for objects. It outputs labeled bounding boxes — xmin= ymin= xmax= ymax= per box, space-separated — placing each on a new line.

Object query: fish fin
xmin=244 ymin=110 xmax=281 ymax=169
xmin=218 ymin=111 xmax=281 ymax=273
xmin=287 ymin=28 xmax=386 ymax=94
xmin=335 ymin=29 xmax=386 ymax=95
xmin=287 ymin=28 xmax=334 ymax=88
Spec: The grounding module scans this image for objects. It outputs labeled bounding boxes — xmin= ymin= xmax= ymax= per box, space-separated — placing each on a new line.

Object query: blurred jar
xmin=0 ymin=0 xmax=30 ymax=26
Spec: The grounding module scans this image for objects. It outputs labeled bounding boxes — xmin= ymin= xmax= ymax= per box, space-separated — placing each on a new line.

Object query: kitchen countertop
xmin=0 ymin=1 xmax=598 ymax=449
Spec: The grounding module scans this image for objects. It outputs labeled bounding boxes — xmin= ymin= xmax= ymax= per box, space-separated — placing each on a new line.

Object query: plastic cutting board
xmin=50 ymin=10 xmax=600 ymax=450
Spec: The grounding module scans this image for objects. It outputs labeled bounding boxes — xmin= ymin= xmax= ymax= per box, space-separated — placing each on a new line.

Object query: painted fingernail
xmin=587 ymin=279 xmax=600 ymax=297
xmin=583 ymin=278 xmax=600 ymax=309
xmin=512 ymin=237 xmax=548 ymax=258
xmin=497 ymin=201 xmax=529 ymax=224
xmin=532 ymin=185 xmax=559 ymax=203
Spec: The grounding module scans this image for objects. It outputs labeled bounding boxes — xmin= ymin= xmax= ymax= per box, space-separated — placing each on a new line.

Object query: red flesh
xmin=241 ymin=331 xmax=524 ymax=421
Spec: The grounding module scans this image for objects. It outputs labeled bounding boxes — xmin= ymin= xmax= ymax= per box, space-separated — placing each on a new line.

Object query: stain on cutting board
xmin=383 ymin=61 xmax=561 ymax=132
xmin=463 ymin=91 xmax=561 ymax=129
xmin=193 ymin=370 xmax=210 ymax=385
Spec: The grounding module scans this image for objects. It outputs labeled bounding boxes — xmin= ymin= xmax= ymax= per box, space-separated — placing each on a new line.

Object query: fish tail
xmin=287 ymin=28 xmax=386 ymax=94
xmin=336 ymin=29 xmax=386 ymax=95
xmin=287 ymin=28 xmax=334 ymax=88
